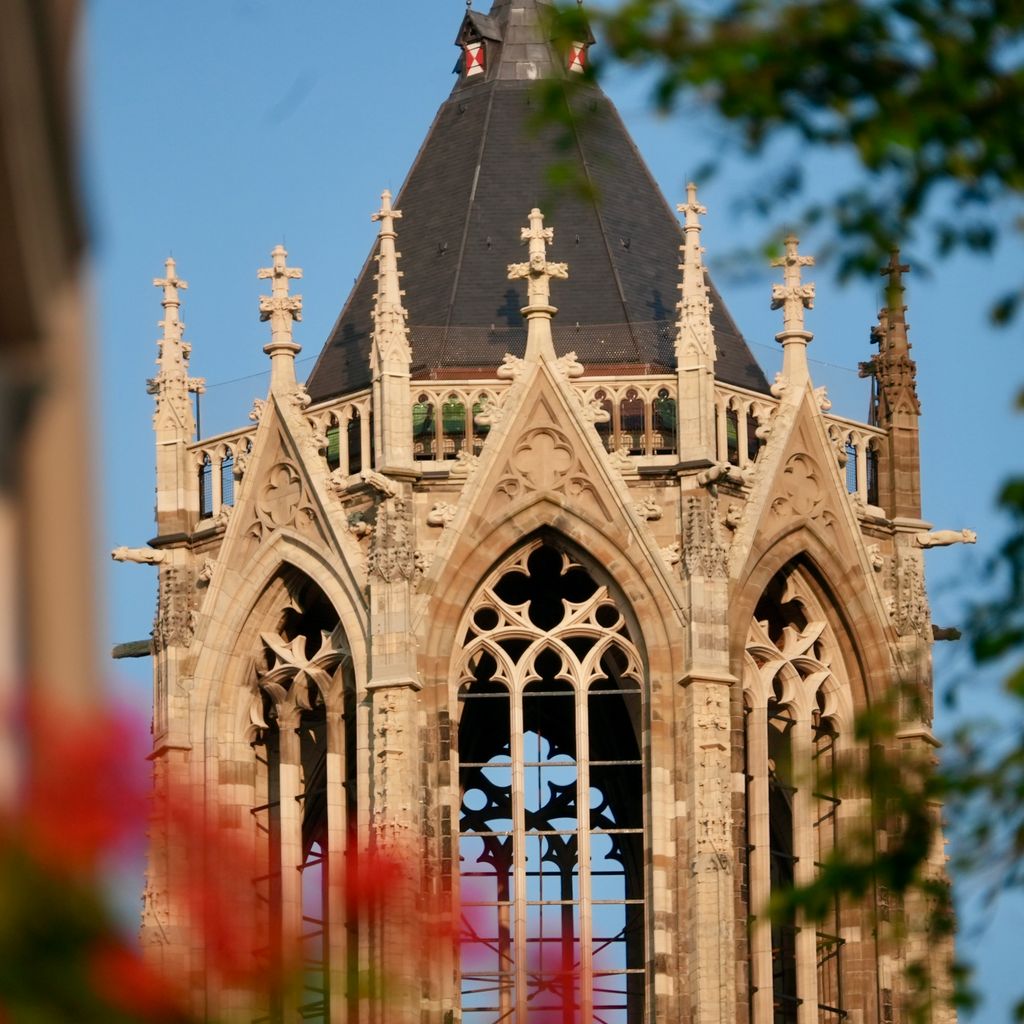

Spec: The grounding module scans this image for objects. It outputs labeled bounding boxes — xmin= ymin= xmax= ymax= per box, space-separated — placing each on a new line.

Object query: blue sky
xmin=85 ymin=1 xmax=1023 ymax=1015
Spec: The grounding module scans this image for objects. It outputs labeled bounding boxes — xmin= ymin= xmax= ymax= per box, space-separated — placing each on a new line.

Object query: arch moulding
xmin=419 ymin=494 xmax=687 ymax=694
xmin=192 ymin=529 xmax=369 ymax=757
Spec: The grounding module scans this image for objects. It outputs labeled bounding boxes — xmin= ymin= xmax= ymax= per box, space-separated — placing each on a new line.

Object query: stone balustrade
xmin=187 ymin=379 xmax=887 ymax=519
xmin=191 ymin=426 xmax=255 ymax=520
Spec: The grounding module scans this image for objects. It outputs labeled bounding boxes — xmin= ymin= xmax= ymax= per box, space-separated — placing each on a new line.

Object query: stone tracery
xmin=743 ymin=567 xmax=852 ymax=1024
xmin=454 ymin=539 xmax=646 ymax=1024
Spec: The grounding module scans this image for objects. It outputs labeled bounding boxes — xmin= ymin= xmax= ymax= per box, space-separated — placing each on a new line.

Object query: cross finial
xmin=771 ymin=234 xmax=815 ymax=335
xmin=258 ymin=244 xmax=303 ymax=387
xmin=508 ymin=207 xmax=569 ymax=361
xmin=677 ymin=181 xmax=707 ymax=230
xmin=508 ymin=208 xmax=568 ymax=310
xmin=881 ymin=246 xmax=910 ymax=289
xmin=372 ymin=190 xmax=407 ymax=314
xmin=372 ymin=189 xmax=403 ymax=236
xmin=880 ymin=245 xmax=910 ymax=329
xmin=770 ymin=234 xmax=815 ymax=388
xmin=258 ymin=244 xmax=303 ymax=314
xmin=153 ymin=256 xmax=188 ymax=342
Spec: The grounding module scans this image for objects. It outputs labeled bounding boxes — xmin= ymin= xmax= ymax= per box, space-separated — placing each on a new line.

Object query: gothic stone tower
xmin=129 ymin=2 xmax=961 ymax=1021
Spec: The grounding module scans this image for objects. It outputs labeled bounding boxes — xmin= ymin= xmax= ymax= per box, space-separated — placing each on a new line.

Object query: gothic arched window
xmin=455 ymin=540 xmax=646 ymax=1024
xmin=248 ymin=574 xmax=354 ymax=1024
xmin=743 ymin=568 xmax=852 ymax=1024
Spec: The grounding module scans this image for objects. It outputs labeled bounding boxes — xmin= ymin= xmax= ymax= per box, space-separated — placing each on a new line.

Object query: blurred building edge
xmin=0 ymin=0 xmax=95 ymax=800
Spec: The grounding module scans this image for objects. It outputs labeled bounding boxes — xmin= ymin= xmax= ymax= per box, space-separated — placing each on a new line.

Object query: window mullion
xmin=576 ymin=682 xmax=594 ymax=1023
xmin=792 ymin=712 xmax=819 ymax=1024
xmin=511 ymin=679 xmax=529 ymax=1023
xmin=747 ymin=700 xmax=774 ymax=1023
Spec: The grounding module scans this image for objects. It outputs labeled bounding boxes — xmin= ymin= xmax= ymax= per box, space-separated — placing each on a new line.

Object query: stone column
xmin=274 ymin=700 xmax=307 ymax=1021
xmin=368 ymin=683 xmax=420 ymax=1024
xmin=681 ymin=673 xmax=737 ymax=1024
xmin=680 ymin=494 xmax=736 ymax=1024
xmin=790 ymin=709 xmax=818 ymax=1024
xmin=325 ymin=703 xmax=350 ymax=1024
xmin=365 ymin=484 xmax=422 ymax=1024
xmin=745 ymin=700 xmax=774 ymax=1022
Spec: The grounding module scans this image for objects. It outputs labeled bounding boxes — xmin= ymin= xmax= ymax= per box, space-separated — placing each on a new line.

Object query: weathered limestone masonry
xmin=118 ymin=2 xmax=966 ymax=1022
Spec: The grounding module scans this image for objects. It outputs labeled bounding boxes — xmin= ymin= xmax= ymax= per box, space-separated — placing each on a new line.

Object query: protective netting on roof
xmin=407 ymin=319 xmax=678 ymax=376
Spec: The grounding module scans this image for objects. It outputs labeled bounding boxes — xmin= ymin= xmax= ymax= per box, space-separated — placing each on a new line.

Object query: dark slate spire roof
xmin=305 ymin=0 xmax=768 ymax=401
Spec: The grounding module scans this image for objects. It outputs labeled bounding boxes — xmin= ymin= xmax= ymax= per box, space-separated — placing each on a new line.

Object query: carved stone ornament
xmin=494 ymin=426 xmax=599 ymax=504
xmin=497 ymin=353 xmax=527 ymax=381
xmin=197 ymin=559 xmax=216 ymax=585
xmin=111 ymin=546 xmax=164 ymax=565
xmin=248 ymin=460 xmax=318 ymax=547
xmin=694 ymin=685 xmax=731 ymax=853
xmin=248 ymin=628 xmax=348 ymax=738
xmin=634 ymin=496 xmax=662 ymax=522
xmin=307 ymin=423 xmax=329 ymax=457
xmin=770 ymin=452 xmax=836 ymax=532
xmin=372 ymin=689 xmax=408 ymax=828
xmin=249 ymin=398 xmax=266 ymax=423
xmin=153 ymin=564 xmax=195 ymax=652
xmin=889 ymin=549 xmax=929 ymax=638
xmin=413 ymin=549 xmax=434 ymax=583
xmin=475 ymin=402 xmax=504 ymax=430
xmin=427 ymin=501 xmax=458 ymax=527
xmin=348 ymin=513 xmax=373 ymax=540
xmin=368 ymin=497 xmax=414 ymax=582
xmin=329 ymin=467 xmax=351 ymax=498
xmin=360 ymin=469 xmax=399 ymax=498
xmin=915 ymin=528 xmax=977 ymax=548
xmin=754 ymin=414 xmax=775 ymax=444
xmin=449 ymin=450 xmax=480 ymax=480
xmin=552 ymin=350 xmax=585 ymax=380
xmin=606 ymin=444 xmax=635 ymax=474
xmin=814 ymin=385 xmax=832 ymax=412
xmin=682 ymin=496 xmax=729 ymax=578
xmin=660 ymin=542 xmax=682 ymax=568
xmin=828 ymin=424 xmax=849 ymax=468
xmin=770 ymin=373 xmax=788 ymax=399
xmin=257 ymin=462 xmax=305 ymax=527
xmin=724 ymin=503 xmax=742 ymax=532
xmin=288 ymin=383 xmax=312 ymax=411
xmin=578 ymin=394 xmax=611 ymax=424
xmin=696 ymin=462 xmax=730 ymax=490
xmin=867 ymin=544 xmax=885 ymax=572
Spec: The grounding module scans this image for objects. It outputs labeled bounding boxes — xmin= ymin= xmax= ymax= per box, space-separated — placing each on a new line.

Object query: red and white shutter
xmin=568 ymin=41 xmax=587 ymax=73
xmin=464 ymin=42 xmax=485 ymax=76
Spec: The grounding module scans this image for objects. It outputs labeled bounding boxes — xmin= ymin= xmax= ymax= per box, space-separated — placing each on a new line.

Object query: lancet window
xmin=743 ymin=567 xmax=852 ymax=1024
xmin=347 ymin=407 xmax=363 ymax=475
xmin=199 ymin=453 xmax=213 ymax=519
xmin=248 ymin=574 xmax=354 ymax=1024
xmin=455 ymin=540 xmax=647 ymax=1024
